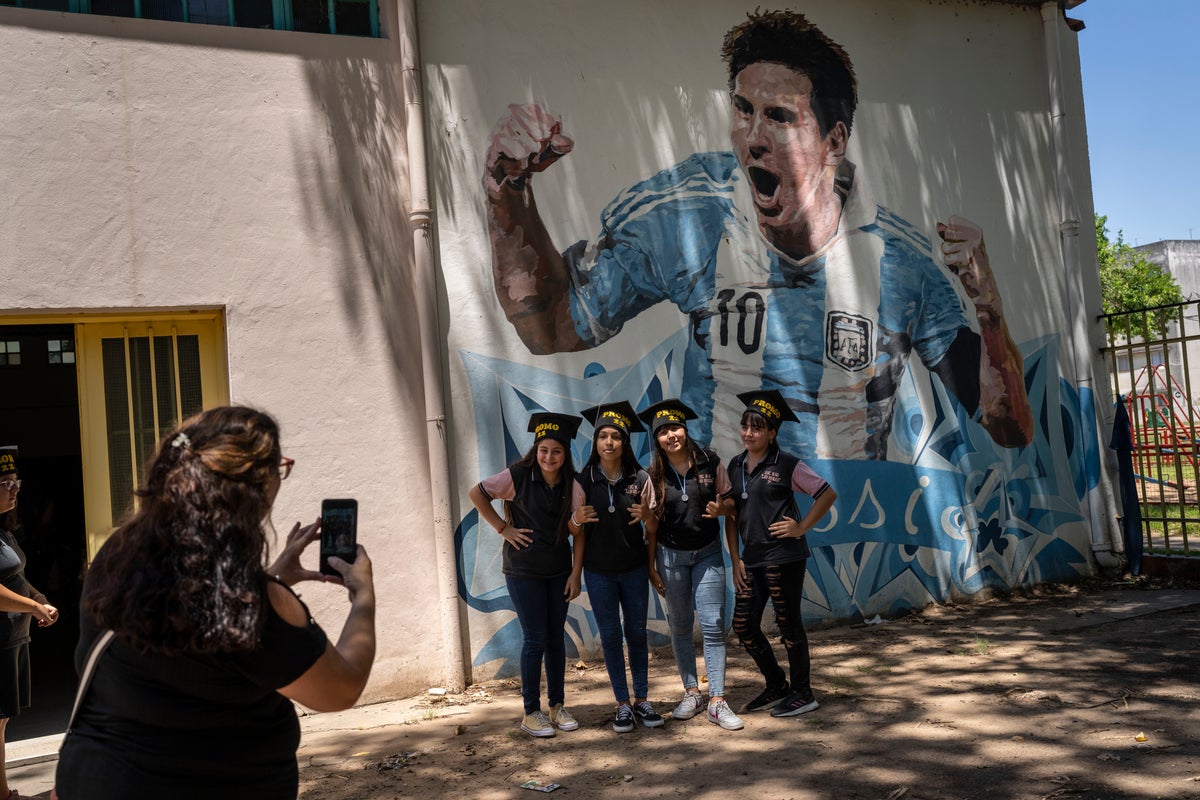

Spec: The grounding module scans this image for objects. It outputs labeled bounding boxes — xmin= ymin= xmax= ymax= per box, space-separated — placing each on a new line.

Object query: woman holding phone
xmin=569 ymin=401 xmax=660 ymax=733
xmin=635 ymin=400 xmax=742 ymax=732
xmin=54 ymin=406 xmax=376 ymax=799
xmin=468 ymin=412 xmax=582 ymax=739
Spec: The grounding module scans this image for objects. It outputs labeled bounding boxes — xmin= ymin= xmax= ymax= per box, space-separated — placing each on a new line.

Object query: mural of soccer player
xmin=482 ymin=9 xmax=1034 ymax=463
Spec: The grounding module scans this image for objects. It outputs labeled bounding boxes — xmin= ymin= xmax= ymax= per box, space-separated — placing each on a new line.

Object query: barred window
xmin=0 ymin=0 xmax=378 ymax=35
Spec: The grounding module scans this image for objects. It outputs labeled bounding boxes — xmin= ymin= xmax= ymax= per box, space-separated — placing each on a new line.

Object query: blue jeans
xmin=656 ymin=540 xmax=728 ymax=696
xmin=583 ymin=563 xmax=650 ymax=703
xmin=506 ymin=573 xmax=570 ymax=714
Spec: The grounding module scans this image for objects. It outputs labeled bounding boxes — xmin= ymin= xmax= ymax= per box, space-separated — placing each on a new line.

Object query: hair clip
xmin=171 ymin=432 xmax=191 ymax=449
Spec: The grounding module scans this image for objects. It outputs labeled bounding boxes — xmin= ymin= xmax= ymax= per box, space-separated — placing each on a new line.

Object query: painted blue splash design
xmin=455 ymin=329 xmax=1099 ymax=675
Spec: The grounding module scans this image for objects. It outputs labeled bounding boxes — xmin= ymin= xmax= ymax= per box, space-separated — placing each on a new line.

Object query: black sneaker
xmin=770 ymin=689 xmax=819 ymax=717
xmin=633 ymin=700 xmax=665 ymax=728
xmin=744 ymin=681 xmax=790 ymax=712
xmin=612 ymin=703 xmax=635 ymax=733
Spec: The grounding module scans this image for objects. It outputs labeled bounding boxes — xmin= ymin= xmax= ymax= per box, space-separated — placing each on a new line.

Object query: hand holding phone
xmin=320 ymin=499 xmax=358 ymax=577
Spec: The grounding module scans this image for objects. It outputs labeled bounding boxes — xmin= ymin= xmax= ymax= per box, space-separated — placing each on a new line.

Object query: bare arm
xmin=937 ymin=216 xmax=1033 ymax=448
xmin=484 ymin=104 xmax=585 ymax=354
xmin=276 ymin=545 xmax=376 ymax=713
xmin=768 ymin=488 xmax=838 ymax=540
xmin=0 ymin=583 xmax=54 ymax=625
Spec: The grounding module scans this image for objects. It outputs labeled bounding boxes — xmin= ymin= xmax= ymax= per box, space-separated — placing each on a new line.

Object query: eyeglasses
xmin=0 ymin=479 xmax=19 ymax=492
xmin=278 ymin=457 xmax=295 ymax=480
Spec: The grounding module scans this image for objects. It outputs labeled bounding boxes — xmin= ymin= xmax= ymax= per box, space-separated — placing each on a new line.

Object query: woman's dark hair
xmin=85 ymin=406 xmax=282 ymax=656
xmin=584 ymin=425 xmax=642 ymax=477
xmin=722 ymin=8 xmax=858 ymax=137
xmin=647 ymin=424 xmax=707 ymax=518
xmin=508 ymin=438 xmax=576 ymax=544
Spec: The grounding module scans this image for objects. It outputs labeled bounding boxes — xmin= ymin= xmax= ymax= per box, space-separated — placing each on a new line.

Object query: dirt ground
xmin=294 ymin=578 xmax=1200 ymax=800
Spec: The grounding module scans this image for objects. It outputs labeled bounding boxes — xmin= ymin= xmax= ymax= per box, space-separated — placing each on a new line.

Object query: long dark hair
xmin=584 ymin=426 xmax=642 ymax=476
xmin=85 ymin=406 xmax=282 ymax=656
xmin=647 ymin=425 xmax=707 ymax=519
xmin=508 ymin=439 xmax=575 ymax=544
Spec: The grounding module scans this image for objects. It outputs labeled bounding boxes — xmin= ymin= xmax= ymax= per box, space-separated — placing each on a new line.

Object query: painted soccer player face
xmin=595 ymin=427 xmax=624 ymax=464
xmin=730 ymin=62 xmax=847 ymax=250
xmin=655 ymin=424 xmax=689 ymax=457
xmin=0 ymin=472 xmax=18 ymax=515
xmin=739 ymin=415 xmax=777 ymax=455
xmin=536 ymin=440 xmax=567 ymax=479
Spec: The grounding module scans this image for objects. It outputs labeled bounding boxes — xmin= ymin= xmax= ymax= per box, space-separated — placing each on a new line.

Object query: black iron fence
xmin=1102 ymin=300 xmax=1200 ymax=556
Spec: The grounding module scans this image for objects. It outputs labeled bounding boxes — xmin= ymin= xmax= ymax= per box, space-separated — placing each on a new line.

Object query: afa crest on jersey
xmin=826 ymin=312 xmax=873 ymax=371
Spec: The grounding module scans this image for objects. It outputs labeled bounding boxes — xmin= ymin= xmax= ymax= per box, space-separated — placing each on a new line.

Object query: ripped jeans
xmin=732 ymin=560 xmax=810 ymax=692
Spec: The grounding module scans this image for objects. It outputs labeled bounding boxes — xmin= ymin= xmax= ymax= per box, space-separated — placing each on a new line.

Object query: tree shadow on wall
xmin=293 ymin=50 xmax=426 ymax=413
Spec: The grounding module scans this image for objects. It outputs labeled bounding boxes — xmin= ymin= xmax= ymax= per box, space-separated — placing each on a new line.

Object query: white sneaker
xmin=706 ymin=698 xmax=744 ymax=731
xmin=672 ymin=692 xmax=705 ymax=720
xmin=520 ymin=710 xmax=556 ymax=738
xmin=550 ymin=703 xmax=579 ymax=731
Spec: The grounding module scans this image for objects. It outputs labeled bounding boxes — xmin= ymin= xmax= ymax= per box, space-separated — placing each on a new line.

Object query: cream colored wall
xmin=0 ymin=8 xmax=441 ymax=701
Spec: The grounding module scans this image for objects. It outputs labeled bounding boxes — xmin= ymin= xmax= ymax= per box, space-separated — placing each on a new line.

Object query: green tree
xmin=1097 ymin=213 xmax=1184 ymax=339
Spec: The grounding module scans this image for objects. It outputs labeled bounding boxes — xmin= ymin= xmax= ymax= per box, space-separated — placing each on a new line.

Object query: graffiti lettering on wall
xmin=454 ymin=9 xmax=1098 ymax=673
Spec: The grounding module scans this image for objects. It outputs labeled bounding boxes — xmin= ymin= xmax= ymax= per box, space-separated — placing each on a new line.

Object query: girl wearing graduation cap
xmin=468 ymin=413 xmax=583 ymax=739
xmin=569 ymin=401 xmax=661 ymax=733
xmin=635 ymin=400 xmax=744 ymax=732
xmin=727 ymin=390 xmax=837 ymax=719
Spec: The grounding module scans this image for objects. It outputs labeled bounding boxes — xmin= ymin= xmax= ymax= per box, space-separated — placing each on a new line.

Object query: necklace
xmin=740 ymin=456 xmax=765 ymax=500
xmin=599 ymin=465 xmax=619 ymax=513
xmin=671 ymin=464 xmax=690 ymax=502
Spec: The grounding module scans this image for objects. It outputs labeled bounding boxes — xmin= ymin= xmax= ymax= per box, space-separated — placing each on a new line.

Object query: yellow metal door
xmin=76 ymin=316 xmax=228 ymax=561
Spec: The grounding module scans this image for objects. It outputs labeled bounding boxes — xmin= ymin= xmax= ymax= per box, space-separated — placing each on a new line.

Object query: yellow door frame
xmin=0 ymin=309 xmax=229 ymax=562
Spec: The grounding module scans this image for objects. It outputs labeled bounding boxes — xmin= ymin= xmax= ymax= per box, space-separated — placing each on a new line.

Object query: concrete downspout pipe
xmin=1040 ymin=1 xmax=1121 ymax=566
xmin=398 ymin=0 xmax=467 ymax=691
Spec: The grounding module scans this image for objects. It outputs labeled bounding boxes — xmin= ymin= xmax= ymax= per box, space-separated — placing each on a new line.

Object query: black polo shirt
xmin=478 ymin=464 xmax=572 ymax=579
xmin=728 ymin=447 xmax=830 ymax=568
xmin=573 ymin=465 xmax=651 ymax=574
xmin=656 ymin=448 xmax=726 ymax=552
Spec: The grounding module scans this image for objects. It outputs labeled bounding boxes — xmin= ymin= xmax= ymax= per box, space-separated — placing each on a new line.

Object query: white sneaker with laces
xmin=672 ymin=692 xmax=705 ymax=720
xmin=707 ymin=698 xmax=745 ymax=731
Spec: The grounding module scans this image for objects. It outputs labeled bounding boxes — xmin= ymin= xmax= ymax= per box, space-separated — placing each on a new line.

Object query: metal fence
xmin=1102 ymin=300 xmax=1200 ymax=556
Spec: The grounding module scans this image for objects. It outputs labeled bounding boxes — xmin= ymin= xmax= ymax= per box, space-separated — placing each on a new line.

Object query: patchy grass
xmin=828 ymin=672 xmax=863 ymax=691
xmin=951 ymin=636 xmax=992 ymax=656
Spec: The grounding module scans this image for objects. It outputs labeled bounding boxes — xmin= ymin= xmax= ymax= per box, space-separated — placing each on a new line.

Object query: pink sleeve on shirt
xmin=791 ymin=460 xmax=830 ymax=498
xmin=642 ymin=478 xmax=657 ymax=509
xmin=715 ymin=462 xmax=733 ymax=496
xmin=479 ymin=469 xmax=516 ymax=501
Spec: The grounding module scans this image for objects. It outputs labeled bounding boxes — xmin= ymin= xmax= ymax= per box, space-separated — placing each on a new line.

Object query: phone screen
xmin=320 ymin=499 xmax=358 ymax=576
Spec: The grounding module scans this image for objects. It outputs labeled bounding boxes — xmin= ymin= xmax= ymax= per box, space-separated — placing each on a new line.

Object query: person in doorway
xmin=569 ymin=401 xmax=661 ymax=733
xmin=468 ymin=412 xmax=583 ymax=738
xmin=636 ymin=400 xmax=743 ymax=732
xmin=0 ymin=446 xmax=59 ymax=800
xmin=54 ymin=407 xmax=376 ymax=799
xmin=727 ymin=391 xmax=836 ymax=718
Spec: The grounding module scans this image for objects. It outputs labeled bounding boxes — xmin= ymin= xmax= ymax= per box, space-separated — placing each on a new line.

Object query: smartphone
xmin=320 ymin=498 xmax=358 ymax=576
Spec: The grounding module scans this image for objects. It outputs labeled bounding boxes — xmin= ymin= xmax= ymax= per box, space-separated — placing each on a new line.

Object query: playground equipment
xmin=1124 ymin=363 xmax=1199 ymax=493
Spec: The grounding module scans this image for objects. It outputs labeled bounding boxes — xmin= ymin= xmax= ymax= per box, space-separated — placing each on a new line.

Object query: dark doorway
xmin=0 ymin=324 xmax=87 ymax=740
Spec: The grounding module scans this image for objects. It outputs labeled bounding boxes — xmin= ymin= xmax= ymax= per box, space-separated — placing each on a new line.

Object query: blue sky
xmin=1074 ymin=0 xmax=1199 ymax=245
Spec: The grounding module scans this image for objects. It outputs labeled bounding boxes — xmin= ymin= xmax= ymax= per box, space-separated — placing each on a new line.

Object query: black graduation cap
xmin=0 ymin=446 xmax=17 ymax=476
xmin=527 ymin=413 xmax=582 ymax=446
xmin=736 ymin=389 xmax=800 ymax=429
xmin=580 ymin=401 xmax=645 ymax=438
xmin=637 ymin=399 xmax=698 ymax=434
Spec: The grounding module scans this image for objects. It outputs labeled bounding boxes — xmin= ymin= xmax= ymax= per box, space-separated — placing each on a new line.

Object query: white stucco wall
xmin=0 ymin=8 xmax=443 ymax=700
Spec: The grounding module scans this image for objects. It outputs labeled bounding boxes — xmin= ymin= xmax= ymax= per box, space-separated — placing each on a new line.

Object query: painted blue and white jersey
xmin=565 ymin=151 xmax=969 ymax=461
